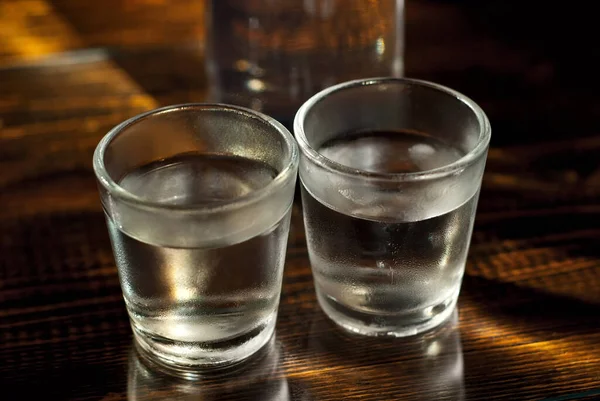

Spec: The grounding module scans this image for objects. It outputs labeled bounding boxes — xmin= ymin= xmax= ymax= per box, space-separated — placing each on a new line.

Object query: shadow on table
xmin=462 ymin=274 xmax=600 ymax=334
xmin=1 ymin=330 xmax=131 ymax=400
xmin=0 ymin=210 xmax=118 ymax=312
xmin=459 ymin=274 xmax=600 ymax=399
xmin=0 ymin=211 xmax=130 ymax=399
xmin=468 ymin=207 xmax=600 ymax=308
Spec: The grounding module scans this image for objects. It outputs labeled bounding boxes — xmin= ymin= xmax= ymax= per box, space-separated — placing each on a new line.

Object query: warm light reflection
xmin=376 ymin=37 xmax=386 ymax=56
xmin=167 ymin=249 xmax=204 ymax=303
xmin=0 ymin=0 xmax=206 ymax=66
xmin=247 ymin=78 xmax=267 ymax=92
xmin=0 ymin=0 xmax=82 ymax=65
xmin=0 ymin=46 xmax=159 ymax=217
xmin=464 ymin=303 xmax=596 ymax=365
xmin=426 ymin=340 xmax=441 ymax=356
xmin=232 ymin=0 xmax=394 ymax=52
xmin=1 ymin=54 xmax=158 ymax=143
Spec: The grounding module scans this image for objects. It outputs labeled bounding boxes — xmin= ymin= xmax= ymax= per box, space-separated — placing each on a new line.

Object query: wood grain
xmin=1 ymin=0 xmax=599 ymax=400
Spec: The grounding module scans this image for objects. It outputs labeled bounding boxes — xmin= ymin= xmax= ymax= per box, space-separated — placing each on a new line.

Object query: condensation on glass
xmin=93 ymin=104 xmax=298 ymax=375
xmin=294 ymin=78 xmax=491 ymax=337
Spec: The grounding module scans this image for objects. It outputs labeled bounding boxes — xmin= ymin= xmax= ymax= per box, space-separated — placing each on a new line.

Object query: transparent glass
xmin=93 ymin=104 xmax=298 ymax=374
xmin=294 ymin=78 xmax=491 ymax=337
xmin=128 ymin=336 xmax=290 ymax=396
xmin=205 ymin=0 xmax=404 ymax=123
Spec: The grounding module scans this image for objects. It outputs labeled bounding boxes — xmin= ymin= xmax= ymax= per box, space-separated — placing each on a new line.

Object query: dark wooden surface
xmin=1 ymin=0 xmax=599 ymax=400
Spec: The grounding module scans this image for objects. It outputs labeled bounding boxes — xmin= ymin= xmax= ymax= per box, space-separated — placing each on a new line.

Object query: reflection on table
xmin=128 ymin=335 xmax=290 ymax=400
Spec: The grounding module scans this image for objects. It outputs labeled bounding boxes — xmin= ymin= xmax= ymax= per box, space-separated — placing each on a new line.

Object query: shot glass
xmin=93 ymin=104 xmax=298 ymax=374
xmin=294 ymin=78 xmax=490 ymax=337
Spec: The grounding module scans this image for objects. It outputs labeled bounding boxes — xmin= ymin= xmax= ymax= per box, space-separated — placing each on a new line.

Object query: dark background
xmin=0 ymin=1 xmax=599 ymax=400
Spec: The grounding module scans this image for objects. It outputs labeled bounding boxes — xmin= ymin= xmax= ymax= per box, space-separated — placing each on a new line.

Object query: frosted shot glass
xmin=93 ymin=104 xmax=298 ymax=374
xmin=294 ymin=78 xmax=490 ymax=337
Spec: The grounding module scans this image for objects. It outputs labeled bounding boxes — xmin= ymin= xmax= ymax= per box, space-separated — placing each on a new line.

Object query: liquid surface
xmin=119 ymin=153 xmax=277 ymax=205
xmin=302 ymin=131 xmax=477 ymax=336
xmin=108 ymin=154 xmax=290 ymax=367
xmin=319 ymin=130 xmax=464 ymax=174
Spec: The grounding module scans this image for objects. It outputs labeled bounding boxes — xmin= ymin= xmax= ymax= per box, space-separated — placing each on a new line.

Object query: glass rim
xmin=293 ymin=77 xmax=491 ymax=182
xmin=93 ymin=103 xmax=299 ymax=213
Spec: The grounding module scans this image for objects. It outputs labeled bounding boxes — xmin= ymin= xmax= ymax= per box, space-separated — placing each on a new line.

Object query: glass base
xmin=131 ymin=314 xmax=276 ymax=378
xmin=316 ymin=288 xmax=459 ymax=337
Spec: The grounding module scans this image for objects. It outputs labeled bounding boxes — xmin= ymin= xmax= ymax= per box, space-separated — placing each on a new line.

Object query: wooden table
xmin=1 ymin=1 xmax=599 ymax=399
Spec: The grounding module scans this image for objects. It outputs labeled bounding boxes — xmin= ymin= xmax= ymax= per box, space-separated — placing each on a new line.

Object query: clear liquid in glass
xmin=107 ymin=154 xmax=291 ymax=368
xmin=301 ymin=130 xmax=478 ymax=336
